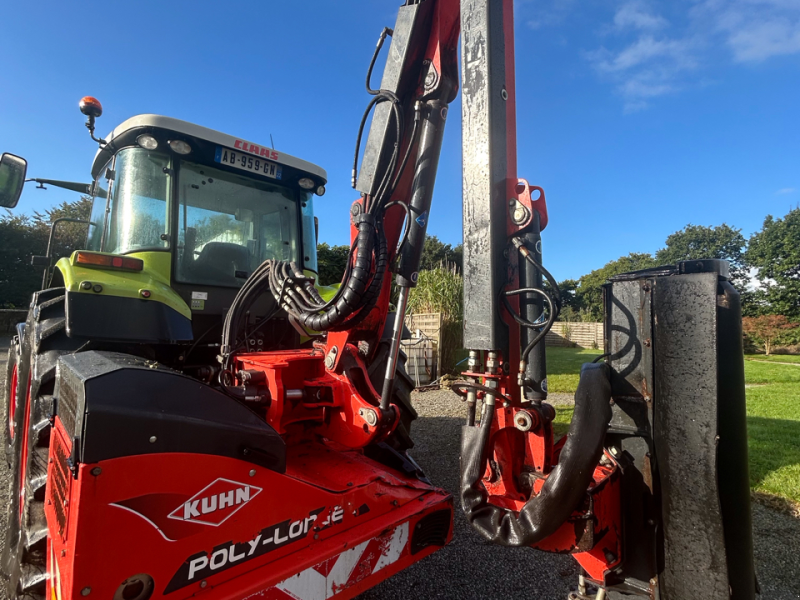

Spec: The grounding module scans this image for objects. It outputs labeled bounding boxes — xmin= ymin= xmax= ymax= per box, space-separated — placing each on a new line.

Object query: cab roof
xmin=91 ymin=114 xmax=327 ymax=183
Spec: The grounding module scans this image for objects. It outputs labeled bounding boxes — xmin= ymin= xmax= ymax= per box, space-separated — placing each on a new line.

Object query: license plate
xmin=215 ymin=147 xmax=282 ymax=180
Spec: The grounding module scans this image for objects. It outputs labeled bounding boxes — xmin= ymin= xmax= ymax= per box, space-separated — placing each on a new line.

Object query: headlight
xmin=316 ymin=185 xmax=326 ymax=196
xmin=136 ymin=135 xmax=158 ymax=150
xmin=169 ymin=140 xmax=192 ymax=155
xmin=298 ymin=178 xmax=315 ymax=190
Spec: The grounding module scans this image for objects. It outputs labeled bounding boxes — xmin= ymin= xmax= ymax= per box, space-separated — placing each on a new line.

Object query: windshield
xmin=176 ymin=161 xmax=300 ymax=287
xmin=86 ymin=148 xmax=171 ymax=254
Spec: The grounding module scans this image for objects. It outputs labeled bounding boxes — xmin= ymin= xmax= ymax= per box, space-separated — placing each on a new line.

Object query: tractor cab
xmin=85 ymin=114 xmax=326 ymax=319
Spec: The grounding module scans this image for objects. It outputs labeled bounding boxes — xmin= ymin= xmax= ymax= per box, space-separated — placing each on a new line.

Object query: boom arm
xmin=224 ymin=2 xmax=756 ymax=598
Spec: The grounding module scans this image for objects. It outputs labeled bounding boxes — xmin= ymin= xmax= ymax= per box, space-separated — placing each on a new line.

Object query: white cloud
xmin=522 ymin=0 xmax=577 ymax=31
xmin=614 ymin=2 xmax=669 ymax=31
xmin=694 ymin=0 xmax=800 ymax=62
xmin=591 ymin=36 xmax=696 ymax=72
xmin=777 ymin=188 xmax=798 ymax=195
xmin=586 ymin=35 xmax=699 ymax=110
xmin=582 ymin=0 xmax=800 ymax=111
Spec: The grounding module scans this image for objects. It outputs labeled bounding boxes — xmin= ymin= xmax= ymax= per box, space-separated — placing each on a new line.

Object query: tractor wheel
xmin=3 ymin=335 xmax=22 ymax=467
xmin=367 ymin=340 xmax=418 ymax=452
xmin=2 ymin=289 xmax=83 ymax=600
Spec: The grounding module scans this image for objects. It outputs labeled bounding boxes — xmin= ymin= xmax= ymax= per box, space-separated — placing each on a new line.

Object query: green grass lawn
xmin=743 ymin=360 xmax=800 ymax=505
xmin=545 ymin=347 xmax=800 ymax=505
xmin=546 ymin=346 xmax=603 ymax=394
xmin=745 ymin=353 xmax=800 ymax=364
xmin=546 ymin=347 xmax=601 ymax=436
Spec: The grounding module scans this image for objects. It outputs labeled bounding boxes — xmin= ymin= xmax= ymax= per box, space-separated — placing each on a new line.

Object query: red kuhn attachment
xmin=44 ymin=351 xmax=451 ymax=600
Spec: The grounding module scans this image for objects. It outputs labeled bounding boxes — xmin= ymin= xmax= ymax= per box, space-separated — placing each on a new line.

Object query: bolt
xmin=140 ymin=289 xmax=151 ymax=299
xmin=149 ymin=436 xmax=157 ymax=443
xmin=649 ymin=578 xmax=657 ymax=586
xmin=359 ymin=408 xmax=378 ymax=427
xmin=610 ymin=447 xmax=619 ymax=456
xmin=249 ymin=469 xmax=256 ymax=477
xmin=81 ymin=588 xmax=91 ymax=596
xmin=60 ymin=549 xmax=66 ymax=557
xmin=644 ymin=338 xmax=651 ymax=347
xmin=90 ymin=467 xmax=102 ymax=476
xmin=200 ymin=580 xmax=208 ymax=589
xmin=63 ymin=499 xmax=68 ymax=507
xmin=325 ymin=347 xmax=338 ymax=370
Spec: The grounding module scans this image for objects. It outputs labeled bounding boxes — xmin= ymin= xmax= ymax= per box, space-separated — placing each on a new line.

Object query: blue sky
xmin=1 ymin=0 xmax=798 ymax=281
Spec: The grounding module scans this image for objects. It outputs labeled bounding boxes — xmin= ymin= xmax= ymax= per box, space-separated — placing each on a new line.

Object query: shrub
xmin=407 ymin=263 xmax=463 ymax=374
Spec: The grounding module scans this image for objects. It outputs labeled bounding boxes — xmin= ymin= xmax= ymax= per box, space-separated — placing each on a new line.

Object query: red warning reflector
xmin=75 ymin=252 xmax=143 ymax=272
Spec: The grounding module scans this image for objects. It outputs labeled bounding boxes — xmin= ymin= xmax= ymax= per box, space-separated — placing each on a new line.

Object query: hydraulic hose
xmin=460 ymin=362 xmax=612 ymax=546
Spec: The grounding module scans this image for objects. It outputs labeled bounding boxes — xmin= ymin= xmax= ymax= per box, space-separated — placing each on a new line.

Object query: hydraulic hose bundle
xmin=220 ymin=26 xmax=417 ymax=373
xmin=460 ymin=363 xmax=612 ymax=546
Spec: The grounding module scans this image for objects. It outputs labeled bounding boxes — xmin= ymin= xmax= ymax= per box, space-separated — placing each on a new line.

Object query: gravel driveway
xmin=0 ymin=337 xmax=797 ymax=599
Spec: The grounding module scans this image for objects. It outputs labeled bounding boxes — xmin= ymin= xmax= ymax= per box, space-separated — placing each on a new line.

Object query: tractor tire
xmin=2 ymin=289 xmax=83 ymax=600
xmin=3 ymin=334 xmax=22 ymax=468
xmin=367 ymin=339 xmax=418 ymax=453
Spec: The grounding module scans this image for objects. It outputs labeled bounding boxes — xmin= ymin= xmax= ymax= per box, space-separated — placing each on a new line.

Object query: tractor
xmin=0 ymin=99 xmax=420 ymax=598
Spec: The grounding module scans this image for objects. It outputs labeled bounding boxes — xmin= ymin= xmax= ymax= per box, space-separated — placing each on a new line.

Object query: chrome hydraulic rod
xmin=380 ymin=286 xmax=410 ymax=412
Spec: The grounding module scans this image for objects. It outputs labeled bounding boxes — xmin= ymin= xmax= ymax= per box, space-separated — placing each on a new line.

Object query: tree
xmin=655 ymin=223 xmax=748 ymax=288
xmin=0 ymin=196 xmax=92 ymax=308
xmin=575 ymin=253 xmax=657 ymax=321
xmin=419 ymin=235 xmax=462 ymax=272
xmin=34 ymin=196 xmax=94 ymax=259
xmin=0 ymin=213 xmax=46 ymax=308
xmin=746 ymin=208 xmax=800 ymax=320
xmin=552 ymin=279 xmax=586 ymax=322
xmin=742 ymin=315 xmax=798 ymax=355
xmin=316 ymin=243 xmax=350 ymax=286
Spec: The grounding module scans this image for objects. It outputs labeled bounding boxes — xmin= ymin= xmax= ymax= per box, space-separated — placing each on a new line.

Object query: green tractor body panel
xmin=55 ymin=251 xmax=194 ymax=343
xmin=57 ymin=251 xmax=191 ymax=319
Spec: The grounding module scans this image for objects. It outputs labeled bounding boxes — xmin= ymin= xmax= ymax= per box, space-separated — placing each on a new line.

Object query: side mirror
xmin=0 ymin=153 xmax=28 ymax=209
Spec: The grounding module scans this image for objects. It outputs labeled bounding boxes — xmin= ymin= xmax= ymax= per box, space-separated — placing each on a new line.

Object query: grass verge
xmin=745 ymin=354 xmax=800 ymax=364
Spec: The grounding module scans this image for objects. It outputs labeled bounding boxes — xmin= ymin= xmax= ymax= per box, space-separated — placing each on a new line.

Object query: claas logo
xmin=168 ymin=478 xmax=262 ymax=527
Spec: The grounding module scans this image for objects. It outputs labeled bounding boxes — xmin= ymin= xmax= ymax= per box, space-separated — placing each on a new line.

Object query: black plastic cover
xmin=54 ymin=351 xmax=285 ymax=472
xmin=65 ymin=290 xmax=193 ymax=343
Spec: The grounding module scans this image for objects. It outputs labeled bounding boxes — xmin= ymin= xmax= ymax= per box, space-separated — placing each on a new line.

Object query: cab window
xmin=176 ymin=161 xmax=300 ymax=288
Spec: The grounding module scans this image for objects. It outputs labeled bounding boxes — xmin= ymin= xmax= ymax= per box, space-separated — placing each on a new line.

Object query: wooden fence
xmin=400 ymin=314 xmax=603 ymax=384
xmin=545 ymin=322 xmax=603 ymax=349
